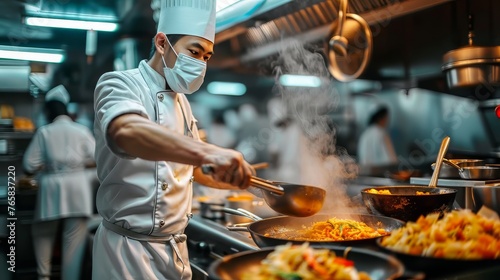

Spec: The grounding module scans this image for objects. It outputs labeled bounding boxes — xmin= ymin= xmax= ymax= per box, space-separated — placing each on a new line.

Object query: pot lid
xmin=442 ymin=46 xmax=500 ymax=70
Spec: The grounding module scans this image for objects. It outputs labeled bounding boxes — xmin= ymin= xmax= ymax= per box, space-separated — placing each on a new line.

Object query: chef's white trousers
xmin=31 ymin=217 xmax=88 ymax=280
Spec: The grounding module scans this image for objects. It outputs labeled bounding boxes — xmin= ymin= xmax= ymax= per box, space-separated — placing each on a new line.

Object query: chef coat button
xmin=158 ymin=94 xmax=164 ymax=102
xmin=161 ymin=182 xmax=168 ymax=190
xmin=159 ymin=220 xmax=165 ymax=227
xmin=190 ymin=176 xmax=194 ymax=183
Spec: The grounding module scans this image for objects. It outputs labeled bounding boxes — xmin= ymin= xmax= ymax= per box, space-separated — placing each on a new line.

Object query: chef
xmin=23 ymin=84 xmax=96 ymax=280
xmin=92 ymin=0 xmax=254 ymax=279
xmin=357 ymin=105 xmax=397 ymax=166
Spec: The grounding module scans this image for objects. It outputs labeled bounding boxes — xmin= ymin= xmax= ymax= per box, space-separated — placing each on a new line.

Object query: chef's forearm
xmin=108 ymin=113 xmax=216 ymax=165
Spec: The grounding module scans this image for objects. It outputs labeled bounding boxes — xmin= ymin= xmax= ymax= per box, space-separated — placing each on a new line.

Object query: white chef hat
xmin=156 ymin=0 xmax=216 ymax=43
xmin=45 ymin=84 xmax=70 ymax=105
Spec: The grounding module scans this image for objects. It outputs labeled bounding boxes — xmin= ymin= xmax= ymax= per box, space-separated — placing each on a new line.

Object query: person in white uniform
xmin=92 ymin=1 xmax=254 ymax=279
xmin=357 ymin=106 xmax=398 ymax=166
xmin=23 ymin=85 xmax=96 ymax=280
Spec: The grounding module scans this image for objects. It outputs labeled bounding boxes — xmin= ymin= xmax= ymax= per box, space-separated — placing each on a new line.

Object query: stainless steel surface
xmin=428 ymin=136 xmax=451 ymax=188
xmin=410 ymin=177 xmax=500 ymax=187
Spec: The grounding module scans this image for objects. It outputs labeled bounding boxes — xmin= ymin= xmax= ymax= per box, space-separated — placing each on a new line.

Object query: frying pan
xmin=443 ymin=158 xmax=500 ymax=180
xmin=226 ymin=213 xmax=405 ymax=248
xmin=361 ymin=186 xmax=457 ymax=222
xmin=209 ymin=245 xmax=405 ymax=280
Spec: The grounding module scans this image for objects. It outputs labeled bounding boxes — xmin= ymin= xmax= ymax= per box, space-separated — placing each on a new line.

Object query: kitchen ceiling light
xmin=25 ymin=17 xmax=118 ymax=32
xmin=279 ymin=74 xmax=322 ymax=87
xmin=207 ymin=81 xmax=246 ymax=96
xmin=0 ymin=46 xmax=65 ymax=63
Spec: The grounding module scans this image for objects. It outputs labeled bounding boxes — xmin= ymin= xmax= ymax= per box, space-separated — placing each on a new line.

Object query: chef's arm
xmin=108 ymin=113 xmax=253 ymax=188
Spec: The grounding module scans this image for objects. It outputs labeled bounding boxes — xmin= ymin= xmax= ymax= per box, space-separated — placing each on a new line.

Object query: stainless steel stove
xmin=185 ymin=214 xmax=258 ymax=280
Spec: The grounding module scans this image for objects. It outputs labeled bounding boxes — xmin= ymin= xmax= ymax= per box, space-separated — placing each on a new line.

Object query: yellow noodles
xmin=243 ymin=243 xmax=371 ymax=280
xmin=268 ymin=217 xmax=387 ymax=241
xmin=380 ymin=209 xmax=500 ymax=260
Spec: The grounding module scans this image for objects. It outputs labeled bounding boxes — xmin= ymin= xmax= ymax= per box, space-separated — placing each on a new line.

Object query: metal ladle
xmin=201 ymin=165 xmax=326 ymax=217
xmin=428 ymin=136 xmax=462 ymax=209
xmin=428 ymin=136 xmax=451 ymax=188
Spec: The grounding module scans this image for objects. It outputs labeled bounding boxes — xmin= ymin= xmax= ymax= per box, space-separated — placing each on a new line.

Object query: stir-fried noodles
xmin=266 ymin=217 xmax=388 ymax=241
xmin=243 ymin=243 xmax=371 ymax=280
xmin=380 ymin=209 xmax=500 ymax=259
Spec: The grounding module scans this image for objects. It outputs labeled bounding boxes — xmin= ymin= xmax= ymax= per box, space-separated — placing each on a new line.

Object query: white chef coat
xmin=93 ymin=60 xmax=199 ymax=279
xmin=23 ymin=115 xmax=95 ymax=221
xmin=357 ymin=125 xmax=397 ymax=166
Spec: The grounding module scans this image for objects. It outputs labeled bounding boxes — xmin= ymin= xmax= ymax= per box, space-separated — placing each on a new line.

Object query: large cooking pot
xmin=361 ymin=186 xmax=457 ymax=222
xmin=227 ymin=213 xmax=404 ymax=248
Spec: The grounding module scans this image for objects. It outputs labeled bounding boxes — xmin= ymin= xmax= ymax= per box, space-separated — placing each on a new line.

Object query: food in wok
xmin=366 ymin=188 xmax=430 ymax=195
xmin=243 ymin=243 xmax=371 ymax=280
xmin=264 ymin=217 xmax=388 ymax=242
xmin=380 ymin=209 xmax=500 ymax=260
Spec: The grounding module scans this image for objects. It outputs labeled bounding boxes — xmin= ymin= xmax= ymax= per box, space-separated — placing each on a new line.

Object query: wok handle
xmin=201 ymin=164 xmax=284 ymax=195
xmin=226 ymin=225 xmax=251 ymax=232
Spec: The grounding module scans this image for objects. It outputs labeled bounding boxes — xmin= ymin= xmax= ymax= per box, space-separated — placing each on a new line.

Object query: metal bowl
xmin=361 ymin=186 xmax=457 ymax=222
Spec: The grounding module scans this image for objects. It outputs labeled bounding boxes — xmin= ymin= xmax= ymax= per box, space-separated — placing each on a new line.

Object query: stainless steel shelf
xmin=410 ymin=177 xmax=500 ymax=188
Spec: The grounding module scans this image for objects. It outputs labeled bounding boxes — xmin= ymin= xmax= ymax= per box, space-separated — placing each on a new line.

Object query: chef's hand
xmin=202 ymin=148 xmax=254 ymax=189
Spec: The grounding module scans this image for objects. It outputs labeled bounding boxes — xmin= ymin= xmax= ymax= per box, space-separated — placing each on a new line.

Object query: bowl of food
xmin=377 ymin=208 xmax=500 ymax=278
xmin=361 ymin=186 xmax=457 ymax=222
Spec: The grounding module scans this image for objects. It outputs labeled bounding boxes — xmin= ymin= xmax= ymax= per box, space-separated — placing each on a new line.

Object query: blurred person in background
xmin=23 ymin=85 xmax=96 ymax=280
xmin=357 ymin=105 xmax=397 ymax=166
xmin=92 ymin=1 xmax=254 ymax=278
xmin=206 ymin=110 xmax=236 ymax=149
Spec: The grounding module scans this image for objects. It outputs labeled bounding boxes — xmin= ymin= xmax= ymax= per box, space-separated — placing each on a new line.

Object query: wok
xmin=209 ymin=245 xmax=405 ymax=280
xmin=361 ymin=186 xmax=457 ymax=222
xmin=227 ymin=213 xmax=405 ymax=248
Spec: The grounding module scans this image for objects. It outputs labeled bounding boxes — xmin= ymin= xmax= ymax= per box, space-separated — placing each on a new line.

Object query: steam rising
xmin=270 ymin=39 xmax=363 ymax=213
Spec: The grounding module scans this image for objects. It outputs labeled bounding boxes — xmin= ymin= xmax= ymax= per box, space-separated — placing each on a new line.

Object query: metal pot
xmin=443 ymin=158 xmax=500 ymax=180
xmin=442 ymin=45 xmax=500 ymax=89
xmin=199 ymin=198 xmax=225 ymax=220
xmin=431 ymin=159 xmax=485 ymax=178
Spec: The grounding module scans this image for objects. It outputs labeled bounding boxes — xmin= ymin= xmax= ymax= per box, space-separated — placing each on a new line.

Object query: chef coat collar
xmin=139 ymin=60 xmax=170 ymax=93
xmin=53 ymin=115 xmax=72 ymax=123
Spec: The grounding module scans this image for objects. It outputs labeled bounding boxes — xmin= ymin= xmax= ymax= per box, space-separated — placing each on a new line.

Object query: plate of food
xmin=209 ymin=242 xmax=404 ymax=280
xmin=377 ymin=207 xmax=500 ymax=277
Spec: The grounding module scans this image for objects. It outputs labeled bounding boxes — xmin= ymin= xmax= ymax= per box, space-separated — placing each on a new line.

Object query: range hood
xmin=210 ymin=0 xmax=500 ymax=99
xmin=212 ymin=0 xmax=454 ymax=70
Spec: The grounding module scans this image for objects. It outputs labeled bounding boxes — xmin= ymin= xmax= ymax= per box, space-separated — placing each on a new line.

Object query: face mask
xmin=162 ymin=38 xmax=207 ymax=94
